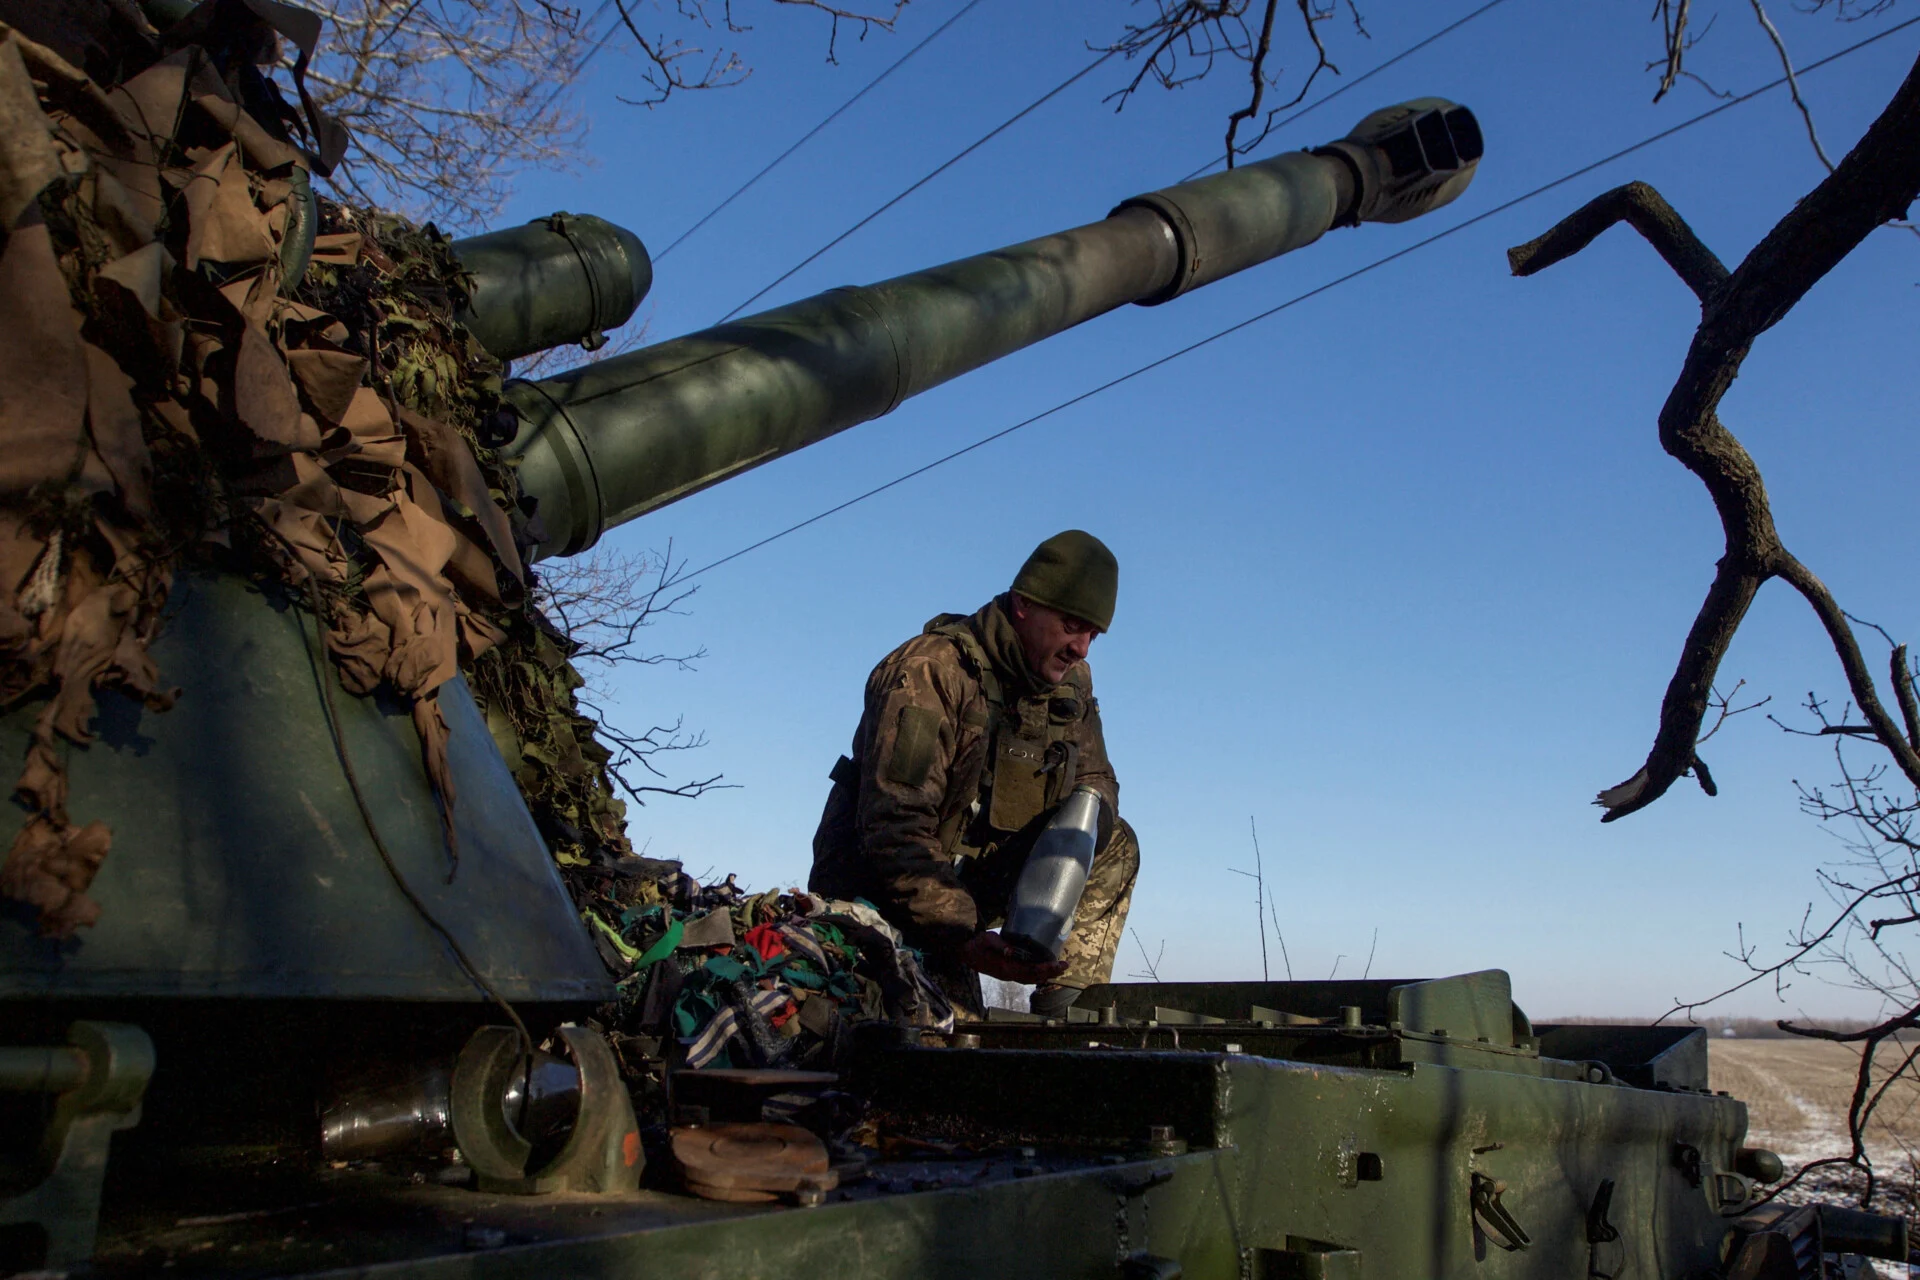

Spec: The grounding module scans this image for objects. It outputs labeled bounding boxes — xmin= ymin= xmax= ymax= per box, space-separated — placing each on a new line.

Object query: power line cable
xmin=655 ymin=0 xmax=986 ymax=263
xmin=714 ymin=0 xmax=1505 ymax=326
xmin=680 ymin=15 xmax=1920 ymax=583
xmin=716 ymin=47 xmax=1119 ymax=323
xmin=710 ymin=0 xmax=1509 ymax=322
xmin=1174 ymin=0 xmax=1513 ymax=185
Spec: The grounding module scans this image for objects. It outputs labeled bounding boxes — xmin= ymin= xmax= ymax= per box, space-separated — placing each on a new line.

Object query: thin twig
xmin=1251 ymin=816 xmax=1269 ymax=981
xmin=1269 ymin=900 xmax=1293 ymax=981
xmin=1129 ymin=928 xmax=1165 ymax=982
xmin=1748 ymin=0 xmax=1836 ymax=171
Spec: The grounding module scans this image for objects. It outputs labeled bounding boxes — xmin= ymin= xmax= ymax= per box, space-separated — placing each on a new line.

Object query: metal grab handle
xmin=0 ymin=1047 xmax=89 ymax=1093
xmin=1471 ymin=1173 xmax=1532 ymax=1252
xmin=0 ymin=1022 xmax=154 ymax=1269
xmin=1587 ymin=1178 xmax=1624 ymax=1279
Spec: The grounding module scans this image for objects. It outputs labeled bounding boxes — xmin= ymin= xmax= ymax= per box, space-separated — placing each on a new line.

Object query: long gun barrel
xmin=498 ymin=98 xmax=1482 ymax=557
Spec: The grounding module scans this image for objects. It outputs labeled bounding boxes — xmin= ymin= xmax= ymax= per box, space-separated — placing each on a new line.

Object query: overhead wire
xmin=679 ymin=14 xmax=1920 ymax=583
xmin=654 ymin=0 xmax=986 ymax=263
xmin=710 ymin=0 xmax=1508 ymax=322
xmin=715 ymin=47 xmax=1120 ymax=323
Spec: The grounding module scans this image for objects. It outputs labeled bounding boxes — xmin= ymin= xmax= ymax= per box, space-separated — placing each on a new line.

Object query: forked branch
xmin=1507 ymin=50 xmax=1920 ymax=822
xmin=1507 ymin=181 xmax=1727 ymax=300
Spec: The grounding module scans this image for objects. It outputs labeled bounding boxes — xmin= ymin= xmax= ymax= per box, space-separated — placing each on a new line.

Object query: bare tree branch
xmin=1645 ymin=1 xmax=1918 ymax=236
xmin=1507 ymin=180 xmax=1729 ymax=300
xmin=609 ymin=0 xmax=747 ymax=108
xmin=1506 ymin=53 xmax=1920 ymax=821
xmin=1663 ymin=688 xmax=1920 ymax=1209
xmin=1222 ymin=1 xmax=1283 ymax=168
xmin=611 ymin=0 xmax=905 ymax=107
xmin=1095 ymin=0 xmax=1361 ymax=170
xmin=1869 ymin=913 xmax=1920 ymax=939
xmin=1659 ymin=873 xmax=1914 ymax=1021
xmin=1892 ymin=644 xmax=1920 ymax=751
xmin=529 ymin=542 xmax=736 ymax=808
xmin=1268 ymin=898 xmax=1293 ymax=980
xmin=302 ymin=0 xmax=596 ymax=228
xmin=1696 ymin=679 xmax=1771 ymax=746
xmin=1748 ymin=0 xmax=1836 ymax=171
xmin=578 ymin=698 xmax=737 ymax=804
xmin=300 ymin=0 xmax=907 ymax=229
xmin=1648 ymin=0 xmax=1726 ymax=103
xmin=1128 ymin=928 xmax=1165 ymax=982
xmin=1603 ymin=6 xmax=1920 ymax=1215
xmin=534 ymin=541 xmax=704 ymax=684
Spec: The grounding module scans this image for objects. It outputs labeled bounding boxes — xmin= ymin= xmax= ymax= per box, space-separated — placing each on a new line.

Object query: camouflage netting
xmin=0 ymin=0 xmax=951 ymax=1095
xmin=0 ymin=0 xmax=641 ymax=932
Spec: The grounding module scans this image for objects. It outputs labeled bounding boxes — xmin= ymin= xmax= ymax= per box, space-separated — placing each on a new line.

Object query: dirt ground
xmin=1711 ymin=1036 xmax=1920 ymax=1228
xmin=1708 ymin=1038 xmax=1919 ymax=1276
xmin=1711 ymin=1038 xmax=1920 ymax=1166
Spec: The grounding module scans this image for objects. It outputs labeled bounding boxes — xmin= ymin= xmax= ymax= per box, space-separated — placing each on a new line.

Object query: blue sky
xmin=491 ymin=1 xmax=1918 ymax=1020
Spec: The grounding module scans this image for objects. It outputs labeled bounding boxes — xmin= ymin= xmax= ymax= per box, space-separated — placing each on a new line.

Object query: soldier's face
xmin=1009 ymin=594 xmax=1099 ymax=684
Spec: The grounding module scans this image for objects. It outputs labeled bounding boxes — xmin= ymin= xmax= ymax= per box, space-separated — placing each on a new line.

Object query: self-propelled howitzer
xmin=22 ymin=87 xmax=1903 ymax=1280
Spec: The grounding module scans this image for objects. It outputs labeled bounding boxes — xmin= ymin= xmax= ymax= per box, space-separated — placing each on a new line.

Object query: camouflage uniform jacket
xmin=810 ymin=594 xmax=1119 ymax=954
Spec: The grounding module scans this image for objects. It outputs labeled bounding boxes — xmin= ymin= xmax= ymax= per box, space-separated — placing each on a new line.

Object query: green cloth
xmin=633 ymin=917 xmax=684 ymax=969
xmin=1011 ymin=529 xmax=1117 ymax=631
xmin=587 ymin=913 xmax=642 ymax=962
xmin=975 ymin=595 xmax=1045 ymax=695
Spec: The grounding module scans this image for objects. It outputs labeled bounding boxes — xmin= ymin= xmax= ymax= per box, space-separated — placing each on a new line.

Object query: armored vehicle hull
xmin=1 ymin=5 xmax=1901 ymax=1270
xmin=54 ymin=973 xmax=1885 ymax=1278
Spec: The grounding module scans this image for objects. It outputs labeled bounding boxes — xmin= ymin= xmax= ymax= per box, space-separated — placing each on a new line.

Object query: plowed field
xmin=1710 ymin=1037 xmax=1920 ymax=1171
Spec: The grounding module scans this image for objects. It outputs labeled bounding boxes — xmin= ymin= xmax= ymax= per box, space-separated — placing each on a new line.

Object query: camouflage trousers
xmin=1065 ymin=816 xmax=1140 ymax=988
xmin=987 ymin=816 xmax=1138 ymax=991
xmin=931 ymin=817 xmax=1140 ymax=1014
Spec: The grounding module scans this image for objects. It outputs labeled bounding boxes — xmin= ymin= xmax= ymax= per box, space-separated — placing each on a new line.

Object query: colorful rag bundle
xmin=581 ymin=866 xmax=953 ymax=1072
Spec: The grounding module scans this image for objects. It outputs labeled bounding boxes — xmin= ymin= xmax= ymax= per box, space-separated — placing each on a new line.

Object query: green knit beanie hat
xmin=1011 ymin=530 xmax=1118 ymax=632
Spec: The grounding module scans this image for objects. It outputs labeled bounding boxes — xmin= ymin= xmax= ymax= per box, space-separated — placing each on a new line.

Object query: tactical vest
xmin=922 ymin=614 xmax=1090 ymax=861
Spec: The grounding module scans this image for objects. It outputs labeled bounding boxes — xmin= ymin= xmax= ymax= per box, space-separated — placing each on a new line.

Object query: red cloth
xmin=744 ymin=922 xmax=788 ymax=963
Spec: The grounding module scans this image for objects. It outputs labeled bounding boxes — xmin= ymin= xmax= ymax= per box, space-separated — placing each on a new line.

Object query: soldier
xmin=810 ymin=531 xmax=1140 ymax=1019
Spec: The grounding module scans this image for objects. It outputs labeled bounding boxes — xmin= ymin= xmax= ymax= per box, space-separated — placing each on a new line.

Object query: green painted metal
xmin=502 ymin=99 xmax=1483 ymax=557
xmin=0 ymin=1046 xmax=87 ymax=1092
xmin=500 ymin=205 xmax=1181 ymax=556
xmin=1534 ymin=1022 xmax=1711 ymax=1091
xmin=452 ymin=213 xmax=652 ymax=363
xmin=1389 ymin=967 xmax=1520 ymax=1043
xmin=1113 ymin=150 xmax=1348 ymax=305
xmin=75 ymin=975 xmax=1797 ymax=1278
xmin=0 ymin=570 xmax=610 ymax=1004
xmin=0 ymin=1022 xmax=153 ymax=1268
xmin=279 ymin=165 xmax=317 ymax=288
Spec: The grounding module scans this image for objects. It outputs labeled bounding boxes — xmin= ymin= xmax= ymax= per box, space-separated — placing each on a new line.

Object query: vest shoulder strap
xmin=927 ymin=618 xmax=1004 ymax=710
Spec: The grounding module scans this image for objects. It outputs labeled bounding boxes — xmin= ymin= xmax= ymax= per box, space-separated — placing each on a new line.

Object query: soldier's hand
xmin=960 ymin=931 xmax=1069 ymax=985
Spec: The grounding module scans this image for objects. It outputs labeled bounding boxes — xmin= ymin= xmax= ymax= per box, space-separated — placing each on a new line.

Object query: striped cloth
xmin=682 ymin=987 xmax=794 ymax=1069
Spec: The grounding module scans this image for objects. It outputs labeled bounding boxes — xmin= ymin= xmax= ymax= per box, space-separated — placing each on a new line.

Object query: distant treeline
xmin=1544 ymin=1016 xmax=1877 ymax=1039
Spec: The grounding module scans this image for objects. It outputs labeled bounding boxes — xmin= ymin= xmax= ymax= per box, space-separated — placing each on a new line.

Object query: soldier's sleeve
xmin=1070 ymin=665 xmax=1120 ymax=817
xmin=852 ymin=644 xmax=980 ymax=952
